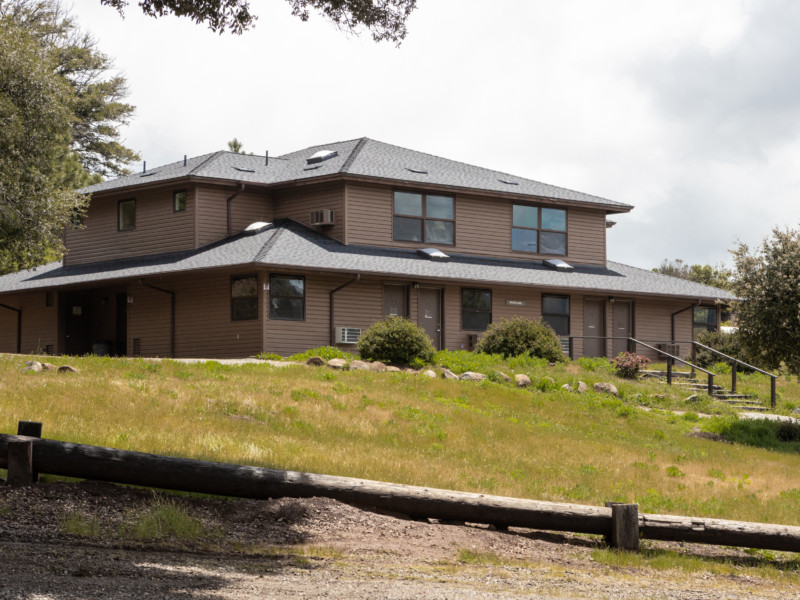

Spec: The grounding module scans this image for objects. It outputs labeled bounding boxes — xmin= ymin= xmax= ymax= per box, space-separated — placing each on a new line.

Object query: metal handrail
xmin=630 ymin=338 xmax=716 ymax=397
xmin=691 ymin=341 xmax=777 ymax=408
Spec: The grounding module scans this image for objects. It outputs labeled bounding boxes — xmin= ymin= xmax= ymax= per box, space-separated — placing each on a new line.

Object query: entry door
xmin=417 ymin=288 xmax=442 ymax=349
xmin=62 ymin=292 xmax=92 ymax=355
xmin=383 ymin=285 xmax=408 ymax=318
xmin=612 ymin=301 xmax=632 ymax=357
xmin=583 ymin=299 xmax=605 ymax=357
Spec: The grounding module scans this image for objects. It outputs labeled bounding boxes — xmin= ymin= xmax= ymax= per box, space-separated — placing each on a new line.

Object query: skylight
xmin=243 ymin=221 xmax=270 ymax=232
xmin=417 ymin=248 xmax=450 ymax=262
xmin=306 ymin=149 xmax=339 ymax=164
xmin=544 ymin=258 xmax=574 ymax=272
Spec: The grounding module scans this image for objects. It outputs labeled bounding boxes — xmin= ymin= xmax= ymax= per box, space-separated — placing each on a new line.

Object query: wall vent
xmin=44 ymin=344 xmax=54 ymax=355
xmin=310 ymin=209 xmax=335 ymax=226
xmin=45 ymin=292 xmax=54 ymax=307
xmin=133 ymin=338 xmax=141 ymax=356
xmin=335 ymin=327 xmax=361 ymax=344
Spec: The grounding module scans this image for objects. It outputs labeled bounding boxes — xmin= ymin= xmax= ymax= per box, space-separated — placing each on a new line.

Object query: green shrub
xmin=357 ymin=317 xmax=435 ymax=365
xmin=474 ymin=317 xmax=565 ymax=362
xmin=695 ymin=330 xmax=756 ymax=371
xmin=612 ymin=352 xmax=650 ymax=379
xmin=288 ymin=346 xmax=355 ymax=361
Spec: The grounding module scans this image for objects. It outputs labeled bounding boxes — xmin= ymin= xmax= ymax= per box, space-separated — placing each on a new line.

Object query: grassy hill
xmin=3 ymin=351 xmax=800 ymax=526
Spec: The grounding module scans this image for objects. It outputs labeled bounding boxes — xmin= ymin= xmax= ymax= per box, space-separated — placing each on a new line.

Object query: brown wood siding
xmin=230 ymin=191 xmax=273 ymax=237
xmin=273 ymin=183 xmax=345 ymax=243
xmin=345 ymin=183 xmax=607 ymax=266
xmin=633 ymin=298 xmax=695 ymax=361
xmin=0 ymin=293 xmax=57 ymax=354
xmin=65 ymin=186 xmax=196 ymax=266
xmin=128 ymin=284 xmax=171 ymax=357
xmin=196 ymin=187 xmax=231 ymax=246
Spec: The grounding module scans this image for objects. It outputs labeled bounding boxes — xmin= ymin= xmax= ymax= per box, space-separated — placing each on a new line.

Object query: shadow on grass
xmin=706 ymin=417 xmax=800 ymax=453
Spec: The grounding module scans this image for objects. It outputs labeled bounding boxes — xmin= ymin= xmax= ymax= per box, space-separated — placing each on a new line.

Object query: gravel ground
xmin=0 ymin=482 xmax=797 ymax=599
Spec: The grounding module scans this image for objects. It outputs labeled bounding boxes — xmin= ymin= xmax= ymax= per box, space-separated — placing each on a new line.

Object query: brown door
xmin=583 ymin=299 xmax=605 ymax=357
xmin=612 ymin=301 xmax=632 ymax=356
xmin=62 ymin=292 xmax=92 ymax=355
xmin=383 ymin=285 xmax=408 ymax=318
xmin=418 ymin=288 xmax=442 ymax=349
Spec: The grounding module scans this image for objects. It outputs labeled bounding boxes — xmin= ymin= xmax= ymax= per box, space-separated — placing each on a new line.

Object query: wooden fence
xmin=3 ymin=422 xmax=800 ymax=553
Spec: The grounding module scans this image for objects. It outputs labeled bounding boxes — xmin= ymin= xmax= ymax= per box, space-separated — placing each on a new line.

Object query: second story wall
xmin=196 ymin=186 xmax=273 ymax=247
xmin=273 ymin=182 xmax=346 ymax=243
xmin=65 ymin=185 xmax=197 ymax=266
xmin=344 ymin=183 xmax=608 ymax=266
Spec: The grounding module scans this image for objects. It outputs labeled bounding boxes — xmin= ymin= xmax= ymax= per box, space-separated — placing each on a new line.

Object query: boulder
xmin=41 ymin=363 xmax=57 ymax=371
xmin=561 ymin=383 xmax=572 ymax=391
xmin=593 ymin=382 xmax=618 ymax=396
xmin=496 ymin=371 xmax=511 ymax=382
xmin=441 ymin=369 xmax=459 ymax=381
xmin=327 ymin=358 xmax=348 ymax=370
xmin=461 ymin=371 xmax=487 ymax=382
xmin=305 ymin=356 xmax=326 ymax=367
xmin=515 ymin=374 xmax=531 ymax=388
xmin=369 ymin=361 xmax=387 ymax=372
xmin=58 ymin=365 xmax=79 ymax=374
xmin=22 ymin=361 xmax=42 ymax=373
xmin=422 ymin=370 xmax=437 ymax=378
xmin=350 ymin=360 xmax=370 ymax=371
xmin=577 ymin=381 xmax=590 ymax=394
xmin=386 ymin=366 xmax=401 ymax=372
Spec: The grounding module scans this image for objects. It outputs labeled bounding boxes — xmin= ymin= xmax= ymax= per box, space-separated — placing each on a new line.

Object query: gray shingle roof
xmin=0 ymin=220 xmax=735 ymax=302
xmin=80 ymin=138 xmax=632 ymax=212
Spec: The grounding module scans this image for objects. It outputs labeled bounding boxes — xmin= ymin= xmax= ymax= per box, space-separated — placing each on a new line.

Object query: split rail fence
xmin=3 ymin=421 xmax=800 ymax=553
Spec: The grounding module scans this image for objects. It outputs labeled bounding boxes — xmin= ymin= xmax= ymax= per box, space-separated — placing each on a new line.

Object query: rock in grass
xmin=461 ymin=372 xmax=486 ymax=382
xmin=685 ymin=394 xmax=699 ymax=403
xmin=577 ymin=381 xmax=589 ymax=394
xmin=41 ymin=363 xmax=57 ymax=371
xmin=58 ymin=365 xmax=79 ymax=374
xmin=306 ymin=356 xmax=326 ymax=367
xmin=561 ymin=383 xmax=572 ymax=391
xmin=22 ymin=361 xmax=42 ymax=373
xmin=497 ymin=371 xmax=511 ymax=382
xmin=594 ymin=382 xmax=618 ymax=396
xmin=515 ymin=374 xmax=531 ymax=387
xmin=369 ymin=361 xmax=387 ymax=372
xmin=441 ymin=369 xmax=459 ymax=380
xmin=422 ymin=370 xmax=437 ymax=378
xmin=350 ymin=360 xmax=370 ymax=370
xmin=327 ymin=358 xmax=348 ymax=370
xmin=385 ymin=366 xmax=401 ymax=372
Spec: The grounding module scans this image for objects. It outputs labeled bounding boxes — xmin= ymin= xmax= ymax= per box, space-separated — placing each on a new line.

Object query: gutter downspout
xmin=672 ymin=300 xmax=702 ymax=342
xmin=139 ymin=280 xmax=175 ymax=358
xmin=329 ymin=274 xmax=361 ymax=346
xmin=0 ymin=302 xmax=21 ymax=353
xmin=226 ymin=182 xmax=246 ymax=237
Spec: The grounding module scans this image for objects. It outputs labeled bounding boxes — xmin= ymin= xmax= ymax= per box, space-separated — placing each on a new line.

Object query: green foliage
xmin=101 ymin=0 xmax=417 ymax=43
xmin=227 ymin=138 xmax=244 ymax=153
xmin=694 ymin=329 xmax=758 ymax=372
xmin=703 ymin=416 xmax=800 ymax=452
xmin=433 ymin=350 xmax=546 ymax=375
xmin=731 ymin=227 xmax=800 ymax=374
xmin=288 ymin=346 xmax=355 ymax=361
xmin=577 ymin=356 xmax=613 ymax=372
xmin=474 ymin=316 xmax=565 ymax=362
xmin=612 ymin=352 xmax=650 ymax=379
xmin=652 ymin=258 xmax=732 ymax=290
xmin=357 ymin=316 xmax=435 ymax=365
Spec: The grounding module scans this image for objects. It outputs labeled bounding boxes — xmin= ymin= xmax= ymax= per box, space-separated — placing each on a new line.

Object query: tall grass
xmin=3 ymin=353 xmax=800 ymax=525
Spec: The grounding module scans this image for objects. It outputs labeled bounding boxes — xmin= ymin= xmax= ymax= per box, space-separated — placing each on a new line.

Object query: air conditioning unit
xmin=310 ymin=209 xmax=335 ymax=226
xmin=335 ymin=327 xmax=361 ymax=344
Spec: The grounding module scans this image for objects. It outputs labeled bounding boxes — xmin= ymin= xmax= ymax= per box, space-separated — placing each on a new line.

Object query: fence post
xmin=691 ymin=343 xmax=697 ymax=378
xmin=666 ymin=358 xmax=672 ymax=386
xmin=731 ymin=362 xmax=737 ymax=394
xmin=7 ymin=440 xmax=34 ymax=486
xmin=708 ymin=374 xmax=714 ymax=397
xmin=16 ymin=420 xmax=41 ymax=482
xmin=605 ymin=502 xmax=640 ymax=551
xmin=771 ymin=376 xmax=776 ymax=409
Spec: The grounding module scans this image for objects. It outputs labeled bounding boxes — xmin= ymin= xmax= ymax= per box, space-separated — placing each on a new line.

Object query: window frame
xmin=692 ymin=306 xmax=718 ymax=340
xmin=173 ymin=190 xmax=187 ymax=213
xmin=231 ymin=274 xmax=259 ymax=322
xmin=542 ymin=294 xmax=570 ymax=336
xmin=511 ymin=204 xmax=567 ymax=256
xmin=118 ymin=198 xmax=136 ymax=231
xmin=461 ymin=288 xmax=492 ymax=331
xmin=268 ymin=274 xmax=306 ymax=322
xmin=392 ymin=190 xmax=455 ymax=246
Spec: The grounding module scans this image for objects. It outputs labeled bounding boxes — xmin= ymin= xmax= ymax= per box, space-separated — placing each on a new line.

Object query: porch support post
xmin=0 ymin=302 xmax=22 ymax=353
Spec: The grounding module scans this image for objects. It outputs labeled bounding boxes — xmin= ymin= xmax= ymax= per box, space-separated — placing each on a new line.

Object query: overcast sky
xmin=75 ymin=0 xmax=800 ymax=270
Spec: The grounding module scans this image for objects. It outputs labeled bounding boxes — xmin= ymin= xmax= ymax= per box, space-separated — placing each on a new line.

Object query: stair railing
xmin=690 ymin=342 xmax=777 ymax=408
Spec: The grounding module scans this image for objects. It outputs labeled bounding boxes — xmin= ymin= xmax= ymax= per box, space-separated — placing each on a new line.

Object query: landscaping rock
xmin=593 ymin=382 xmax=618 ymax=396
xmin=57 ymin=365 xmax=79 ymax=374
xmin=577 ymin=381 xmax=589 ymax=394
xmin=306 ymin=357 xmax=326 ymax=367
xmin=385 ymin=366 xmax=401 ymax=373
xmin=22 ymin=361 xmax=42 ymax=373
xmin=496 ymin=371 xmax=511 ymax=382
xmin=461 ymin=372 xmax=487 ymax=382
xmin=327 ymin=358 xmax=348 ymax=370
xmin=350 ymin=360 xmax=370 ymax=371
xmin=515 ymin=374 xmax=531 ymax=387
xmin=685 ymin=394 xmax=699 ymax=403
xmin=41 ymin=363 xmax=57 ymax=371
xmin=422 ymin=370 xmax=437 ymax=378
xmin=561 ymin=383 xmax=572 ymax=391
xmin=369 ymin=361 xmax=387 ymax=372
xmin=441 ymin=369 xmax=459 ymax=381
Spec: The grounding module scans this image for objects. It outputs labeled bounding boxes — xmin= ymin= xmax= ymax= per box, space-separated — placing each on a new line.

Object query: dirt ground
xmin=0 ymin=481 xmax=797 ymax=599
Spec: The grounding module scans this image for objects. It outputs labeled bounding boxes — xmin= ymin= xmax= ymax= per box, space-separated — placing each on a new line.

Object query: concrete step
xmin=641 ymin=370 xmax=694 ymax=379
xmin=731 ymin=405 xmax=770 ymax=412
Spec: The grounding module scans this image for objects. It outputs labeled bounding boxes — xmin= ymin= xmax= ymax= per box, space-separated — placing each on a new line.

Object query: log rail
xmin=2 ymin=428 xmax=800 ymax=553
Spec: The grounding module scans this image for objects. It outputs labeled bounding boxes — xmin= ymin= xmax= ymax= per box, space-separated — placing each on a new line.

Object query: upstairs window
xmin=269 ymin=274 xmax=305 ymax=321
xmin=461 ymin=288 xmax=492 ymax=331
xmin=393 ymin=191 xmax=454 ymax=245
xmin=231 ymin=275 xmax=258 ymax=321
xmin=542 ymin=294 xmax=570 ymax=336
xmin=693 ymin=306 xmax=718 ymax=339
xmin=512 ymin=205 xmax=567 ymax=255
xmin=174 ymin=190 xmax=186 ymax=212
xmin=118 ymin=199 xmax=135 ymax=231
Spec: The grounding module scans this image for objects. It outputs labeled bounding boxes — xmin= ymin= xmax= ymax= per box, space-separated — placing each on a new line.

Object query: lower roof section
xmin=0 ymin=220 xmax=736 ymax=302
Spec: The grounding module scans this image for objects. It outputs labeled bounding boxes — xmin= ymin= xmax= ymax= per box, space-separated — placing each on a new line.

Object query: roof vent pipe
xmin=265 ymin=151 xmax=269 ymax=166
xmin=142 ymin=161 xmax=146 ymax=174
xmin=183 ymin=155 xmax=187 ymax=167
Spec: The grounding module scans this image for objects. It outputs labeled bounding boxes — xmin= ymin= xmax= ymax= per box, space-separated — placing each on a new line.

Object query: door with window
xmin=383 ymin=285 xmax=409 ymax=318
xmin=612 ymin=301 xmax=632 ymax=356
xmin=418 ymin=288 xmax=442 ymax=349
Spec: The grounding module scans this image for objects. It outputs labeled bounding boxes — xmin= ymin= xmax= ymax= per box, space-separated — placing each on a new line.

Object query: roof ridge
xmin=189 ymin=150 xmax=226 ymax=175
xmin=254 ymin=222 xmax=287 ymax=262
xmin=274 ymin=136 xmax=367 ymax=159
xmin=339 ymin=137 xmax=369 ymax=173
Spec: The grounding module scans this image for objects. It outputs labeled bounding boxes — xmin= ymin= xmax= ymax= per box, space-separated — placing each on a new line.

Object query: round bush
xmin=357 ymin=316 xmax=435 ymax=365
xmin=474 ymin=317 xmax=565 ymax=362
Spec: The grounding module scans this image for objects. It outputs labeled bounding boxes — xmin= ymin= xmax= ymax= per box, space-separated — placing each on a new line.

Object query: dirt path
xmin=0 ymin=482 xmax=797 ymax=599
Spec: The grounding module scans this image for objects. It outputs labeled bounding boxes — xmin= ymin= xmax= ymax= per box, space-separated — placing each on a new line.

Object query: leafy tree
xmin=227 ymin=138 xmax=244 ymax=153
xmin=101 ymin=0 xmax=417 ymax=43
xmin=0 ymin=16 xmax=87 ymax=273
xmin=652 ymin=259 xmax=732 ymax=290
xmin=0 ymin=0 xmax=139 ymax=181
xmin=730 ymin=227 xmax=800 ymax=373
